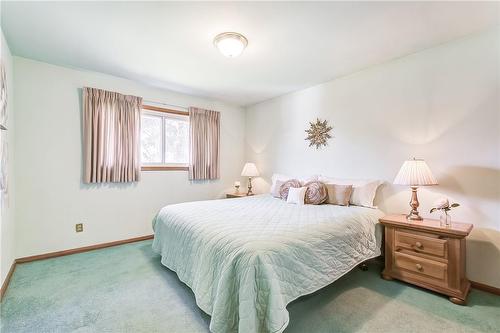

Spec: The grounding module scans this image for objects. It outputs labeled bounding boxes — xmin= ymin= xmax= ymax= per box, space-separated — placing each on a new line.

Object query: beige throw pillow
xmin=325 ymin=184 xmax=353 ymax=206
xmin=319 ymin=176 xmax=381 ymax=208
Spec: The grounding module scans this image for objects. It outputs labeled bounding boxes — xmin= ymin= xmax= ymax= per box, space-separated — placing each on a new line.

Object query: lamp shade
xmin=241 ymin=162 xmax=259 ymax=177
xmin=393 ymin=158 xmax=438 ymax=186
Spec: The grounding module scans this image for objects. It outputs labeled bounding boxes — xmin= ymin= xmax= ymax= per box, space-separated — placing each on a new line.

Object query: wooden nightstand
xmin=226 ymin=193 xmax=253 ymax=198
xmin=380 ymin=214 xmax=473 ymax=305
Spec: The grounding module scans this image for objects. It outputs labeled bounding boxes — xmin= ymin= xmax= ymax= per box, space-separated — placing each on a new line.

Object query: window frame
xmin=140 ymin=104 xmax=190 ymax=172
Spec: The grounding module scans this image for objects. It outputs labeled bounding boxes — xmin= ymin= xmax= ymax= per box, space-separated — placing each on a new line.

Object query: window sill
xmin=141 ymin=166 xmax=189 ymax=171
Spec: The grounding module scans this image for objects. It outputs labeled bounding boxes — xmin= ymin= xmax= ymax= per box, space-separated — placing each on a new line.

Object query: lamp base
xmin=406 ymin=212 xmax=423 ymax=221
xmin=406 ymin=186 xmax=423 ymax=221
xmin=247 ymin=177 xmax=253 ymax=196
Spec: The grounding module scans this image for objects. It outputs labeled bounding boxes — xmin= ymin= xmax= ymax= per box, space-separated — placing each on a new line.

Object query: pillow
xmin=299 ymin=175 xmax=320 ymax=185
xmin=319 ymin=176 xmax=381 ymax=208
xmin=270 ymin=174 xmax=290 ymax=195
xmin=279 ymin=179 xmax=302 ymax=200
xmin=272 ymin=180 xmax=285 ymax=198
xmin=349 ymin=180 xmax=381 ymax=208
xmin=325 ymin=184 xmax=353 ymax=206
xmin=270 ymin=173 xmax=319 ymax=194
xmin=304 ymin=181 xmax=328 ymax=205
xmin=286 ymin=186 xmax=307 ymax=205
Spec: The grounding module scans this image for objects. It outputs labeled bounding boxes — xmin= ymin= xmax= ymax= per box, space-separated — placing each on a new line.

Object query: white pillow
xmin=270 ymin=173 xmax=290 ymax=195
xmin=286 ymin=186 xmax=307 ymax=205
xmin=270 ymin=173 xmax=318 ymax=194
xmin=318 ymin=176 xmax=381 ymax=208
xmin=350 ymin=180 xmax=381 ymax=208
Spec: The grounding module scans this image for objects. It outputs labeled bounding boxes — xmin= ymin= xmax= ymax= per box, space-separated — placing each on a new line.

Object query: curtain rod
xmin=143 ymin=99 xmax=188 ymax=110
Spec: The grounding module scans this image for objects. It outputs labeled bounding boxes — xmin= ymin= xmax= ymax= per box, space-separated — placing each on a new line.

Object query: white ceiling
xmin=1 ymin=1 xmax=498 ymax=106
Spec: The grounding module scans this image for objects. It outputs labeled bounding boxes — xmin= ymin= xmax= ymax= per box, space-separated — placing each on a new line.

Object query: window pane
xmin=141 ymin=115 xmax=162 ymax=164
xmin=164 ymin=117 xmax=189 ymax=164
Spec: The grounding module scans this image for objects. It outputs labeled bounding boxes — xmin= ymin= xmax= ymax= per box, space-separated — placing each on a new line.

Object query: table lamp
xmin=393 ymin=158 xmax=438 ymax=220
xmin=241 ymin=162 xmax=259 ymax=195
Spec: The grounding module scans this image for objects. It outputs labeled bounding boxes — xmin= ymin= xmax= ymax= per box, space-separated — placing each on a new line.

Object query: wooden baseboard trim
xmin=16 ymin=234 xmax=154 ymax=264
xmin=1 ymin=235 xmax=153 ymax=300
xmin=1 ymin=260 xmax=17 ymax=300
xmin=471 ymin=280 xmax=500 ymax=296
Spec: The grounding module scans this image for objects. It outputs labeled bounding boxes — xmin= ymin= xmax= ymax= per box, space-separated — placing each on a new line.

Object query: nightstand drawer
xmin=394 ymin=252 xmax=447 ymax=281
xmin=395 ymin=230 xmax=447 ymax=258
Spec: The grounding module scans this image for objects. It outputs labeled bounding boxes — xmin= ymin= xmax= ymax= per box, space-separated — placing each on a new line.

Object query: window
xmin=141 ymin=105 xmax=189 ymax=171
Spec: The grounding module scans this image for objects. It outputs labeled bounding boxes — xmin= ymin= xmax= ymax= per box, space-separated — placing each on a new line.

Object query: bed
xmin=152 ymin=194 xmax=384 ymax=333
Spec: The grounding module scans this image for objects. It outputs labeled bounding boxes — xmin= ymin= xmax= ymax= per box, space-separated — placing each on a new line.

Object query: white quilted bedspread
xmin=152 ymin=194 xmax=384 ymax=333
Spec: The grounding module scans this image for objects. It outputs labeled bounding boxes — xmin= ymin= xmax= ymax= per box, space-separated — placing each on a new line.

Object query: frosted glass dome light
xmin=214 ymin=32 xmax=248 ymax=58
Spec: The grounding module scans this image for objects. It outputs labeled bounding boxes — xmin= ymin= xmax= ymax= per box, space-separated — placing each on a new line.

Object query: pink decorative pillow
xmin=304 ymin=181 xmax=328 ymax=205
xmin=279 ymin=179 xmax=302 ymax=200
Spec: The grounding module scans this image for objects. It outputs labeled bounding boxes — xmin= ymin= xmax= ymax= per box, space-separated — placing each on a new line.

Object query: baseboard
xmin=0 ymin=260 xmax=17 ymax=300
xmin=1 ymin=234 xmax=153 ymax=300
xmin=471 ymin=280 xmax=500 ymax=296
xmin=16 ymin=234 xmax=154 ymax=263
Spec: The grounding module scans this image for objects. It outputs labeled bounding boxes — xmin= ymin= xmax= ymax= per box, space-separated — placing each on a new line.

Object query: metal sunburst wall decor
xmin=305 ymin=118 xmax=332 ymax=149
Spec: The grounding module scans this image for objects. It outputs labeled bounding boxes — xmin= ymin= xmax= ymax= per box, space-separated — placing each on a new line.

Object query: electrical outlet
xmin=75 ymin=223 xmax=83 ymax=233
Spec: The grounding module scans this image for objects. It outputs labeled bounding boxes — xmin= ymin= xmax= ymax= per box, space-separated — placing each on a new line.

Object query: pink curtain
xmin=83 ymin=87 xmax=142 ymax=183
xmin=188 ymin=107 xmax=220 ymax=180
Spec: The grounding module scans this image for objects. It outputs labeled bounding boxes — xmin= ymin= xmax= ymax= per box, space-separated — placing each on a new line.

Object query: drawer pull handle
xmin=416 ymin=263 xmax=423 ymax=271
xmin=415 ymin=241 xmax=423 ymax=248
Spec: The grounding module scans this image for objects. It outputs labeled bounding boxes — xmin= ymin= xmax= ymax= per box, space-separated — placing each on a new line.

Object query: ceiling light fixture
xmin=213 ymin=32 xmax=248 ymax=58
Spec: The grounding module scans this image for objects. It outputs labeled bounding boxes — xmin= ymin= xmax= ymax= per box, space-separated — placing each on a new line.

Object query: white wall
xmin=0 ymin=29 xmax=16 ymax=285
xmin=13 ymin=57 xmax=246 ymax=258
xmin=245 ymin=29 xmax=500 ymax=288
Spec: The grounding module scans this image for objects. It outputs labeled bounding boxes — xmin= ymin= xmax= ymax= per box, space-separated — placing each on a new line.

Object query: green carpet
xmin=1 ymin=240 xmax=498 ymax=332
